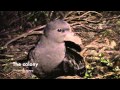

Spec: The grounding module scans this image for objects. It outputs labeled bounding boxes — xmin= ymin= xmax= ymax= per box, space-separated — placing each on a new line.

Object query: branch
xmin=65 ymin=11 xmax=102 ymax=23
xmin=3 ymin=25 xmax=45 ymax=49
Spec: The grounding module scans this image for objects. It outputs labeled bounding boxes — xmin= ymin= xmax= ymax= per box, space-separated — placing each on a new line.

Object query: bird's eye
xmin=57 ymin=29 xmax=65 ymax=33
xmin=57 ymin=29 xmax=62 ymax=32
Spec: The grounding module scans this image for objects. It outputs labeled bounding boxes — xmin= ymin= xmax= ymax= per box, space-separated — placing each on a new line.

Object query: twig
xmin=65 ymin=11 xmax=102 ymax=23
xmin=3 ymin=25 xmax=45 ymax=49
xmin=9 ymin=12 xmax=34 ymax=25
xmin=106 ymin=15 xmax=120 ymax=20
xmin=91 ymin=71 xmax=120 ymax=79
xmin=0 ymin=52 xmax=28 ymax=63
xmin=64 ymin=11 xmax=74 ymax=18
xmin=0 ymin=54 xmax=14 ymax=58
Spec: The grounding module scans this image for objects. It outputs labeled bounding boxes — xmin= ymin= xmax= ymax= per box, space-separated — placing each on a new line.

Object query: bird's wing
xmin=65 ymin=41 xmax=82 ymax=52
xmin=65 ymin=47 xmax=83 ymax=63
xmin=65 ymin=47 xmax=86 ymax=76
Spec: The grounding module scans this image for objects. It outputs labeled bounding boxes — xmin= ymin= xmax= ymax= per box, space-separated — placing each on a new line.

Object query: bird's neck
xmin=39 ymin=35 xmax=65 ymax=46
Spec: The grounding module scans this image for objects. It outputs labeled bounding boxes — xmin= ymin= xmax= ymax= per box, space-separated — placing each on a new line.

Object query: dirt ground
xmin=0 ymin=11 xmax=120 ymax=79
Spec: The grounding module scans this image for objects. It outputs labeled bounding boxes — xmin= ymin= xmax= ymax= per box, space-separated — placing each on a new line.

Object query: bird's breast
xmin=33 ymin=42 xmax=65 ymax=72
xmin=45 ymin=43 xmax=65 ymax=64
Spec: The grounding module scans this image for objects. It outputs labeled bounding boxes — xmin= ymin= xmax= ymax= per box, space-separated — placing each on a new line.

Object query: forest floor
xmin=0 ymin=11 xmax=120 ymax=79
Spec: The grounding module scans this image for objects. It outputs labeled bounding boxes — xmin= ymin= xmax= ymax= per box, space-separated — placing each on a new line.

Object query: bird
xmin=29 ymin=19 xmax=85 ymax=79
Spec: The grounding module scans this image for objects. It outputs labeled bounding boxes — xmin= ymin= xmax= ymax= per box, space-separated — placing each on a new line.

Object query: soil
xmin=0 ymin=11 xmax=120 ymax=79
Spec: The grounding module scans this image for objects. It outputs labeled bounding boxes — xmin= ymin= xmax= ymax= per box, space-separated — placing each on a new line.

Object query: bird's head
xmin=44 ymin=19 xmax=73 ymax=43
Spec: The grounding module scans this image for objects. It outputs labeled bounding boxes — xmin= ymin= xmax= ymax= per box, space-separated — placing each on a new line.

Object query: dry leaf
xmin=110 ymin=40 xmax=116 ymax=49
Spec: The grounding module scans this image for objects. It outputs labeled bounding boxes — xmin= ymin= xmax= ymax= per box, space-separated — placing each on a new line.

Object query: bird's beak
xmin=64 ymin=32 xmax=83 ymax=47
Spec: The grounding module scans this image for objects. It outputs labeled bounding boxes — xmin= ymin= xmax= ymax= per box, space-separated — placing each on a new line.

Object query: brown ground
xmin=0 ymin=11 xmax=120 ymax=79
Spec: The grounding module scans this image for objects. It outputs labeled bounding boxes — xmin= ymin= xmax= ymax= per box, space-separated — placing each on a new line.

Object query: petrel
xmin=29 ymin=19 xmax=85 ymax=79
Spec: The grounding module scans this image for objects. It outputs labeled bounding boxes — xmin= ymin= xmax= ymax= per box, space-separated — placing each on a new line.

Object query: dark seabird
xmin=29 ymin=19 xmax=85 ymax=79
